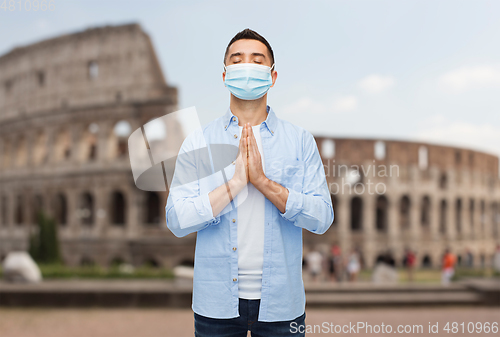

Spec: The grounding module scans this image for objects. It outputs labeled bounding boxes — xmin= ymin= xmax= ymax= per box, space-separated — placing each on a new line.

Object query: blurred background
xmin=0 ymin=1 xmax=499 ymax=336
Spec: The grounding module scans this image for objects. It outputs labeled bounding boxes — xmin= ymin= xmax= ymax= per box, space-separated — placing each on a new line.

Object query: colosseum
xmin=309 ymin=137 xmax=500 ymax=269
xmin=0 ymin=23 xmax=499 ymax=271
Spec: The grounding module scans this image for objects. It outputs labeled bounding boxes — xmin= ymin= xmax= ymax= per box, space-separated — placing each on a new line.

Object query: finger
xmin=238 ymin=130 xmax=245 ymax=158
xmin=243 ymin=137 xmax=248 ymax=160
xmin=249 ymin=129 xmax=258 ymax=157
xmin=246 ymin=124 xmax=250 ymax=158
xmin=247 ymin=127 xmax=255 ymax=160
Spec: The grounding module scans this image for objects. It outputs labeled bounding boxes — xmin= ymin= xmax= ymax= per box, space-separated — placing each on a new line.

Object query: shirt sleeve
xmin=279 ymin=130 xmax=334 ymax=234
xmin=165 ymin=130 xmax=221 ymax=238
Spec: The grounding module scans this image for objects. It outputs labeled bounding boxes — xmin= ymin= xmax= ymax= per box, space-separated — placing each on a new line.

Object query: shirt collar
xmin=223 ymin=105 xmax=277 ymax=136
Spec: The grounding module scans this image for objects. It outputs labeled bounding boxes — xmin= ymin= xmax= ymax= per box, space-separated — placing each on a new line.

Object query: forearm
xmin=254 ymin=177 xmax=288 ymax=214
xmin=209 ymin=178 xmax=246 ymax=217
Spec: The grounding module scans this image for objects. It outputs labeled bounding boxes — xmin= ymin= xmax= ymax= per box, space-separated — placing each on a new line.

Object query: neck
xmin=230 ymin=94 xmax=268 ymax=127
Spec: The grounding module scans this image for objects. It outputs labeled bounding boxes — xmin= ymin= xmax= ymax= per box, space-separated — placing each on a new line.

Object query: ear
xmin=270 ymin=70 xmax=278 ymax=88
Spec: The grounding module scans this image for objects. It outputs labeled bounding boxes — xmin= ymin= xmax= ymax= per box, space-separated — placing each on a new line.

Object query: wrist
xmin=229 ymin=177 xmax=246 ymax=195
xmin=253 ymin=175 xmax=270 ymax=192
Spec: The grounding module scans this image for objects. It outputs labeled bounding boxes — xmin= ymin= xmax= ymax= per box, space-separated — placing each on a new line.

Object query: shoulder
xmin=277 ymin=116 xmax=317 ymax=147
xmin=180 ymin=115 xmax=225 ymax=152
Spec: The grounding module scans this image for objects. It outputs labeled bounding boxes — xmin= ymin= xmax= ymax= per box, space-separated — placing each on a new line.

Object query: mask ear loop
xmin=270 ymin=63 xmax=275 ymax=72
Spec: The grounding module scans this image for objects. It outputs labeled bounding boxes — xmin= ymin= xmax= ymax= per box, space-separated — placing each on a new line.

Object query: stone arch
xmin=350 ymin=197 xmax=363 ymax=231
xmin=480 ymin=200 xmax=486 ymax=235
xmin=54 ymin=128 xmax=71 ymax=162
xmin=399 ymin=195 xmax=411 ymax=230
xmin=1 ymin=138 xmax=12 ymax=169
xmin=143 ymin=256 xmax=161 ymax=268
xmin=145 ymin=192 xmax=160 ymax=224
xmin=15 ymin=136 xmax=27 ymax=167
xmin=109 ymin=256 xmax=126 ymax=267
xmin=110 ymin=190 xmax=126 ymax=225
xmin=455 ymin=198 xmax=462 ymax=234
xmin=80 ymin=256 xmax=95 ymax=266
xmin=33 ymin=130 xmax=47 ymax=166
xmin=492 ymin=202 xmax=499 ymax=238
xmin=375 ymin=254 xmax=386 ymax=265
xmin=1 ymin=194 xmax=7 ymax=226
xmin=439 ymin=199 xmax=447 ymax=234
xmin=80 ymin=123 xmax=99 ymax=162
xmin=374 ymin=141 xmax=386 ymax=160
xmin=418 ymin=146 xmax=428 ymax=170
xmin=32 ymin=194 xmax=43 ymax=224
xmin=322 ymin=139 xmax=335 ymax=159
xmin=109 ymin=120 xmax=132 ymax=159
xmin=53 ymin=193 xmax=68 ymax=226
xmin=439 ymin=172 xmax=447 ymax=190
xmin=469 ymin=199 xmax=475 ymax=236
xmin=79 ymin=192 xmax=94 ymax=225
xmin=420 ymin=195 xmax=431 ymax=227
xmin=421 ymin=255 xmax=432 ymax=268
xmin=376 ymin=195 xmax=388 ymax=232
xmin=14 ymin=194 xmax=23 ymax=225
xmin=88 ymin=60 xmax=99 ymax=79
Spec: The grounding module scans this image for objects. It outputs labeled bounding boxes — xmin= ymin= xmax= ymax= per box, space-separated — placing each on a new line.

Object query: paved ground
xmin=1 ymin=307 xmax=499 ymax=337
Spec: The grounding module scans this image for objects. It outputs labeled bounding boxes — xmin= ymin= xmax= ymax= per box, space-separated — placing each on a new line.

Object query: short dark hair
xmin=224 ymin=28 xmax=274 ymax=66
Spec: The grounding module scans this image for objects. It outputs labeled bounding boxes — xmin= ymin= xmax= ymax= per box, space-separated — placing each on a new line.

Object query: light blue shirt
xmin=165 ymin=105 xmax=334 ymax=322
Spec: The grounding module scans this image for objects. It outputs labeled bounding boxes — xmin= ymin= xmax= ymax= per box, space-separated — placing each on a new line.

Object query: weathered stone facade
xmin=1 ymin=23 xmax=498 ymax=271
xmin=0 ymin=23 xmax=195 ymax=268
xmin=308 ymin=137 xmax=500 ymax=269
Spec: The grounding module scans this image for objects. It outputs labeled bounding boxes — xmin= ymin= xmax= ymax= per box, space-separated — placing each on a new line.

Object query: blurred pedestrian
xmin=347 ymin=249 xmax=360 ymax=282
xmin=465 ymin=248 xmax=474 ymax=268
xmin=329 ymin=244 xmax=342 ymax=282
xmin=306 ymin=249 xmax=323 ymax=282
xmin=404 ymin=248 xmax=416 ymax=282
xmin=441 ymin=248 xmax=456 ymax=286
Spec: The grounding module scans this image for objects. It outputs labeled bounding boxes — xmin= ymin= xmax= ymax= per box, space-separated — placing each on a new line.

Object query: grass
xmin=360 ymin=267 xmax=500 ymax=284
xmin=2 ymin=264 xmax=499 ymax=282
xmin=0 ymin=263 xmax=175 ymax=280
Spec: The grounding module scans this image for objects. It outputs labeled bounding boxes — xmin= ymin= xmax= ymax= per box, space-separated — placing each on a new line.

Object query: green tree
xmin=29 ymin=210 xmax=61 ymax=264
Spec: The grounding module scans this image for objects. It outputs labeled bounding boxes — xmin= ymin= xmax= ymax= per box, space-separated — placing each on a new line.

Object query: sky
xmin=1 ymin=0 xmax=499 ymax=161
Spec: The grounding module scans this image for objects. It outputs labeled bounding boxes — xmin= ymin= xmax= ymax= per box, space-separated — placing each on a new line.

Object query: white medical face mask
xmin=224 ymin=63 xmax=275 ymax=100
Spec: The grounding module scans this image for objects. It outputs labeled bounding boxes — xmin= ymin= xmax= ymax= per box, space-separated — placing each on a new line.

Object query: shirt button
xmin=232 ymin=116 xmax=236 ymax=122
xmin=233 ymin=278 xmax=237 ymax=282
xmin=232 ymin=218 xmax=236 ymax=223
xmin=234 ymin=134 xmax=238 ymax=138
xmin=233 ymin=247 xmax=237 ymax=251
xmin=271 ymin=130 xmax=274 ymax=134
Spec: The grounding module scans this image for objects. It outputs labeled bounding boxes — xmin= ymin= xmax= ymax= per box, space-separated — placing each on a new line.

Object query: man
xmin=404 ymin=247 xmax=416 ymax=282
xmin=441 ymin=248 xmax=456 ymax=286
xmin=165 ymin=28 xmax=334 ymax=336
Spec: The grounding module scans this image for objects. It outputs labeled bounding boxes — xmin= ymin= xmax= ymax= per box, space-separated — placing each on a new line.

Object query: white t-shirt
xmin=237 ymin=124 xmax=265 ymax=299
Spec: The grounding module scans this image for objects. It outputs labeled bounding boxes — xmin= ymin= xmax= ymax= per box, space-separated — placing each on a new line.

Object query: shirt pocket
xmin=267 ymin=158 xmax=305 ymax=192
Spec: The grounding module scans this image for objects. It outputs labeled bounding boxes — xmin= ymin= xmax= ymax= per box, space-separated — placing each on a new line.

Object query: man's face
xmin=223 ymin=39 xmax=277 ymax=88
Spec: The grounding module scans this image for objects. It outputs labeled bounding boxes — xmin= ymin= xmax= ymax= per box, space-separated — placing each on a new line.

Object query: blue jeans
xmin=194 ymin=298 xmax=306 ymax=337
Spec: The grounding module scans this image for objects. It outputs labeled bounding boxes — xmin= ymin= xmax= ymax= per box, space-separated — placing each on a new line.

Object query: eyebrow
xmin=229 ymin=52 xmax=267 ymax=60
